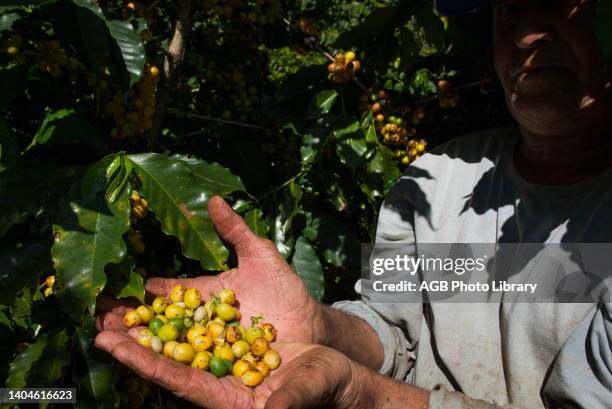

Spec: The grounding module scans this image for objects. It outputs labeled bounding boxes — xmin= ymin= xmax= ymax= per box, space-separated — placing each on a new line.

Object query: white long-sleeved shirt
xmin=333 ymin=126 xmax=612 ymax=409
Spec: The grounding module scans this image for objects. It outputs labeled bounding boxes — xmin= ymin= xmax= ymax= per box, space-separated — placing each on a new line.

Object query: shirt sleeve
xmin=332 ymin=173 xmax=423 ymax=381
xmin=428 ymin=385 xmax=528 ymax=409
xmin=541 ymin=302 xmax=612 ymax=409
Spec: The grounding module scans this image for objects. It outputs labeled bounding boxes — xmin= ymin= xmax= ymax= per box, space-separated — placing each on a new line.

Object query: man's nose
xmin=513 ymin=8 xmax=555 ymax=50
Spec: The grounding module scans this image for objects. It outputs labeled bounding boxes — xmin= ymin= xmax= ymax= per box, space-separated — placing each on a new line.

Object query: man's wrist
xmin=312 ymin=303 xmax=330 ymax=346
xmin=340 ymin=362 xmax=430 ymax=409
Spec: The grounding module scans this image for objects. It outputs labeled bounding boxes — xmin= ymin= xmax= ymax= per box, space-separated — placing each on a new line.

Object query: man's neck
xmin=515 ymin=122 xmax=612 ymax=185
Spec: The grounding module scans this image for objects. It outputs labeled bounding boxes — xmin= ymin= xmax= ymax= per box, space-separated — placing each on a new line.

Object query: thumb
xmin=264 ymin=386 xmax=307 ymax=409
xmin=208 ymin=196 xmax=258 ymax=247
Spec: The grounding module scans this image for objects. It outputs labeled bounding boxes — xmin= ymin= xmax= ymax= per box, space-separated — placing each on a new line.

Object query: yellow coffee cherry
xmin=232 ymin=360 xmax=251 ymax=377
xmin=192 ymin=334 xmax=213 ymax=352
xmin=213 ymin=316 xmax=226 ymax=326
xmin=137 ymin=329 xmax=153 ymax=348
xmin=231 ymin=340 xmax=250 ymax=359
xmin=214 ymin=344 xmax=235 ymax=363
xmin=345 ymin=51 xmax=356 ymax=63
xmin=165 ymin=304 xmax=185 ymax=319
xmin=184 ymin=288 xmax=202 ymax=309
xmin=251 ymin=338 xmax=269 ymax=357
xmin=262 ymin=323 xmax=276 ymax=342
xmin=215 ymin=303 xmax=236 ymax=322
xmin=242 ymin=352 xmax=258 ymax=367
xmin=255 ymin=361 xmax=270 ymax=377
xmin=207 ymin=321 xmax=226 ymax=339
xmin=45 ymin=275 xmax=56 ymax=288
xmin=155 ymin=314 xmax=168 ymax=324
xmin=263 ymin=350 xmax=281 ymax=370
xmin=226 ymin=326 xmax=242 ymax=343
xmin=241 ymin=370 xmax=264 ymax=387
xmin=43 ymin=287 xmax=53 ymax=298
xmin=186 ymin=324 xmax=207 ymax=344
xmin=158 ymin=324 xmax=179 ymax=342
xmin=152 ymin=297 xmax=168 ymax=314
xmin=217 ymin=288 xmax=236 ymax=305
xmin=172 ymin=343 xmax=196 ymax=364
xmin=136 ymin=305 xmax=154 ymax=324
xmin=169 ymin=285 xmax=187 ymax=303
xmin=244 ymin=327 xmax=264 ymax=345
xmin=191 ymin=351 xmax=212 ymax=369
xmin=163 ymin=341 xmax=179 ymax=358
xmin=123 ymin=310 xmax=142 ymax=328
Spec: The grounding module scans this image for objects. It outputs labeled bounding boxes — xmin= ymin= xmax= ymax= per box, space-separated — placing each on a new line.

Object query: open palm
xmin=95 ymin=330 xmax=353 ymax=409
xmin=97 ymin=196 xmax=322 ymax=344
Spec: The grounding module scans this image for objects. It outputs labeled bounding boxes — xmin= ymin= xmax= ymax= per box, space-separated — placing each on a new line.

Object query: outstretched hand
xmin=95 ymin=329 xmax=365 ymax=409
xmin=97 ymin=196 xmax=324 ymax=344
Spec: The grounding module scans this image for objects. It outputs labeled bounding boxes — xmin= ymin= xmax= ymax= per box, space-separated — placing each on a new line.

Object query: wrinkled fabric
xmin=332 ymin=126 xmax=612 ymax=409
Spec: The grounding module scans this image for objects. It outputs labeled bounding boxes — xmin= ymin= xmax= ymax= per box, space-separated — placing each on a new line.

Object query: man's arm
xmin=314 ymin=304 xmax=385 ymax=370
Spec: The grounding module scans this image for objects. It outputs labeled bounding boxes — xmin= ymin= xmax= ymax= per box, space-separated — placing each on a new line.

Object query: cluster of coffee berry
xmin=124 ymin=287 xmax=281 ymax=387
xmin=437 ymin=79 xmax=459 ymax=108
xmin=43 ymin=275 xmax=56 ymax=298
xmin=199 ymin=63 xmax=260 ymax=121
xmin=360 ymin=89 xmax=429 ymax=164
xmin=328 ymin=51 xmax=361 ymax=83
xmin=394 ymin=139 xmax=428 ymax=165
xmin=106 ymin=66 xmax=159 ymax=140
xmin=129 ymin=191 xmax=149 ymax=221
xmin=35 ymin=40 xmax=81 ymax=77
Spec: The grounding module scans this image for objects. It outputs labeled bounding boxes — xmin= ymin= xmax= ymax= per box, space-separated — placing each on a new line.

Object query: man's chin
xmin=508 ymin=94 xmax=583 ymax=135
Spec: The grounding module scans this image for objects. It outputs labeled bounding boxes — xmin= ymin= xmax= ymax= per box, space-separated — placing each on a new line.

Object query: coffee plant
xmin=1 ymin=0 xmax=609 ymax=408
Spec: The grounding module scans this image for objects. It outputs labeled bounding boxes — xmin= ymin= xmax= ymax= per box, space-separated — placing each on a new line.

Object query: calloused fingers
xmin=95 ymin=330 xmax=253 ymax=409
xmin=96 ymin=311 xmax=129 ymax=332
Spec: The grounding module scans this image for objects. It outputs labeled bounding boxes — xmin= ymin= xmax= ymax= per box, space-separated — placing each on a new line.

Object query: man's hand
xmin=96 ymin=329 xmax=428 ymax=409
xmin=98 ymin=196 xmax=323 ymax=343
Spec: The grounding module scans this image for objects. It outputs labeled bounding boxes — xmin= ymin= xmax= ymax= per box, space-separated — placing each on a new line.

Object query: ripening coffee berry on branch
xmin=123 ymin=286 xmax=282 ymax=387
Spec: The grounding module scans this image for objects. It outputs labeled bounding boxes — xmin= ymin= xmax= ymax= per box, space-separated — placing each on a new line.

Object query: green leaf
xmin=53 ymin=1 xmax=145 ymax=87
xmin=53 ymin=0 xmax=111 ymax=69
xmin=72 ymin=320 xmax=120 ymax=409
xmin=291 ymin=236 xmax=324 ymax=301
xmin=0 ymin=64 xmax=26 ymax=108
xmin=29 ymin=330 xmax=70 ymax=387
xmin=11 ymin=288 xmax=32 ymax=331
xmin=108 ymin=20 xmax=146 ymax=87
xmin=52 ymin=156 xmax=131 ymax=314
xmin=597 ymin=1 xmax=612 ymax=57
xmin=0 ymin=161 xmax=55 ymax=237
xmin=0 ymin=309 xmax=17 ymax=383
xmin=25 ymin=109 xmax=106 ymax=154
xmin=303 ymin=213 xmax=360 ymax=268
xmin=107 ymin=258 xmax=144 ymax=303
xmin=129 ymin=153 xmax=245 ymax=271
xmin=245 ymin=208 xmax=268 ymax=238
xmin=6 ymin=333 xmax=48 ymax=388
xmin=300 ymin=122 xmax=329 ymax=165
xmin=0 ymin=12 xmax=19 ymax=33
xmin=334 ymin=119 xmax=368 ymax=172
xmin=0 ymin=241 xmax=51 ymax=306
xmin=268 ymin=179 xmax=302 ymax=258
xmin=0 ymin=116 xmax=18 ymax=172
xmin=306 ymin=90 xmax=338 ymax=119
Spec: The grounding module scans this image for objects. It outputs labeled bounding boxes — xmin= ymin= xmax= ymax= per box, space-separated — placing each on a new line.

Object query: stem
xmin=168 ymin=109 xmax=266 ymax=130
xmin=146 ymin=0 xmax=196 ymax=150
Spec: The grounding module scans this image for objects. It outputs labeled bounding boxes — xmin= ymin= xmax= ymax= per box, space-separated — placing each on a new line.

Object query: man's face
xmin=492 ymin=0 xmax=611 ymax=135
